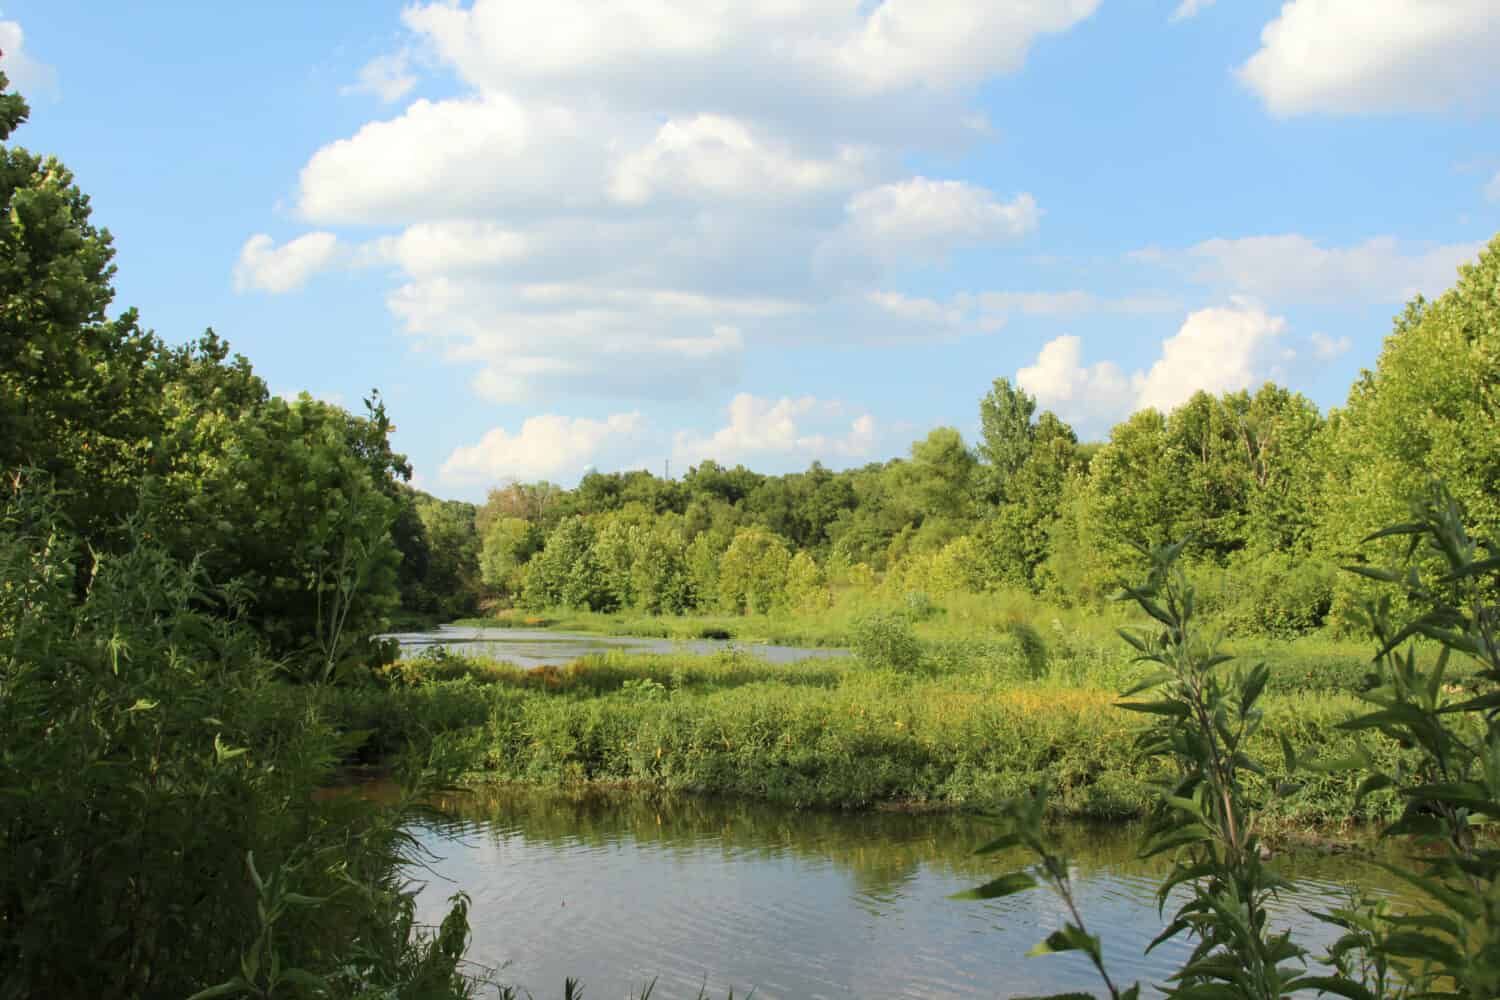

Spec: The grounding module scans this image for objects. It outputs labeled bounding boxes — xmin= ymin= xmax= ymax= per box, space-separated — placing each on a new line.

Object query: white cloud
xmin=610 ymin=114 xmax=872 ymax=205
xmin=1135 ymin=302 xmax=1287 ymax=413
xmin=0 ymin=20 xmax=57 ymax=97
xmin=440 ymin=412 xmax=645 ymax=485
xmin=1016 ymin=335 xmax=1137 ymax=426
xmin=341 ymin=50 xmax=417 ymax=103
xmin=298 ymin=95 xmax=612 ymax=225
xmin=1016 ymin=301 xmax=1289 ymax=428
xmin=1239 ymin=0 xmax=1500 ymax=116
xmin=363 ymin=221 xmax=529 ymax=278
xmin=1170 ymin=0 xmax=1216 ymax=21
xmin=1140 ymin=234 xmax=1482 ymax=305
xmin=233 ymin=233 xmax=340 ymax=293
xmin=865 ymin=287 xmax=1180 ymax=338
xmin=866 ymin=291 xmax=965 ymax=330
xmin=388 ymin=275 xmax=750 ymax=402
xmin=1310 ymin=332 xmax=1353 ymax=360
xmin=673 ymin=393 xmax=878 ymax=468
xmin=402 ymin=0 xmax=1098 ymax=107
xmin=839 ymin=179 xmax=1039 ymax=259
xmin=1486 ymin=170 xmax=1500 ymax=204
xmin=263 ymin=0 xmax=1101 ymax=402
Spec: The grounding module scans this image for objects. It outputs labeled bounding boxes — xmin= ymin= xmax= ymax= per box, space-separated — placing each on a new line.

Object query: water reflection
xmin=385 ymin=626 xmax=848 ymax=669
xmin=408 ymin=787 xmax=1403 ymax=999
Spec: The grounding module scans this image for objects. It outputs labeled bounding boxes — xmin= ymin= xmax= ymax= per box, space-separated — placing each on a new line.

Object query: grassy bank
xmin=450 ymin=590 xmax=1379 ymax=664
xmin=328 ymin=630 xmax=1406 ymax=832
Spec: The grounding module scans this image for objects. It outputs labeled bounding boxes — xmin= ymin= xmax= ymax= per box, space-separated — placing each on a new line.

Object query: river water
xmin=386 ymin=625 xmax=848 ymax=669
xmin=406 ymin=787 xmax=1402 ymax=999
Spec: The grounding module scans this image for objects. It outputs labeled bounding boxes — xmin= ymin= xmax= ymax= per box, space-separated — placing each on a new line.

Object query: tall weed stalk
xmin=960 ymin=484 xmax=1500 ymax=998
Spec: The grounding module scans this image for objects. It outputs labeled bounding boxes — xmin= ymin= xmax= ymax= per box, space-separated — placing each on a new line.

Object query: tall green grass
xmin=341 ymin=638 xmax=1401 ymax=830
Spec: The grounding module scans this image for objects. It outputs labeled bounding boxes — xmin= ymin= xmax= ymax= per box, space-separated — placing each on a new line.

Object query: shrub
xmin=1190 ymin=550 xmax=1337 ymax=638
xmin=850 ymin=611 xmax=923 ymax=672
xmin=0 ymin=481 xmax=477 ymax=999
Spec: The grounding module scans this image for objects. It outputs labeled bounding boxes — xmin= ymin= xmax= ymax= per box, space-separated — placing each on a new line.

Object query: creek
xmin=405 ymin=787 xmax=1402 ymax=999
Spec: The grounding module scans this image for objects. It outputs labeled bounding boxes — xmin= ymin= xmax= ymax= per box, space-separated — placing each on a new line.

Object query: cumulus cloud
xmin=610 ymin=115 xmax=872 ymax=205
xmin=440 ymin=412 xmax=645 ymax=485
xmin=1016 ymin=335 xmax=1137 ymax=426
xmin=401 ymin=0 xmax=1098 ymax=108
xmin=341 ymin=50 xmax=417 ymax=103
xmin=838 ymin=179 xmax=1039 ymax=259
xmin=1239 ymin=0 xmax=1500 ymax=116
xmin=249 ymin=0 xmax=1091 ymax=403
xmin=233 ymin=233 xmax=340 ymax=293
xmin=0 ymin=20 xmax=57 ymax=97
xmin=673 ymin=393 xmax=878 ymax=468
xmin=1134 ymin=302 xmax=1287 ymax=412
xmin=389 ymin=275 xmax=754 ymax=403
xmin=361 ymin=220 xmax=529 ymax=278
xmin=298 ymin=95 xmax=611 ymax=225
xmin=1016 ymin=301 xmax=1289 ymax=428
xmin=1138 ymin=233 xmax=1482 ymax=305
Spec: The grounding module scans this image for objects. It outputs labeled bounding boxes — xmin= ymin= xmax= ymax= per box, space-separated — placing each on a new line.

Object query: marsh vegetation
xmin=6 ymin=61 xmax=1500 ymax=998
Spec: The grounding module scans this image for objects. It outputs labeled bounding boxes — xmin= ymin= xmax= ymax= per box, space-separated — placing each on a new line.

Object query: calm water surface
xmin=388 ymin=625 xmax=848 ymax=668
xmin=407 ymin=788 xmax=1404 ymax=999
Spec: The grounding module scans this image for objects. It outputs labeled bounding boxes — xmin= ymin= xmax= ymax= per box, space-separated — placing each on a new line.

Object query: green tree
xmin=975 ymin=410 xmax=1080 ymax=591
xmin=152 ymin=391 xmax=408 ymax=673
xmin=592 ymin=513 xmax=640 ymax=610
xmin=630 ymin=519 xmax=695 ymax=614
xmin=413 ymin=494 xmax=482 ymax=616
xmin=785 ymin=549 xmax=831 ymax=611
xmin=905 ymin=427 xmax=977 ymax=523
xmin=0 ymin=77 xmax=167 ymax=541
xmin=977 ymin=376 xmax=1037 ymax=502
xmin=523 ymin=517 xmax=611 ymax=610
xmin=1319 ymin=236 xmax=1500 ymax=609
xmin=718 ymin=527 xmax=792 ymax=614
xmin=479 ymin=515 xmax=542 ymax=597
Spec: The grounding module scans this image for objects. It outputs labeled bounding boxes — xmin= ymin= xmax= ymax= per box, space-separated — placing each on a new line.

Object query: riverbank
xmin=324 ymin=635 xmax=1403 ymax=833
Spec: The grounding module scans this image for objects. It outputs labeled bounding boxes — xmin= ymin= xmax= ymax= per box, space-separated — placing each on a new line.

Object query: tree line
xmin=407 ymin=238 xmax=1499 ymax=637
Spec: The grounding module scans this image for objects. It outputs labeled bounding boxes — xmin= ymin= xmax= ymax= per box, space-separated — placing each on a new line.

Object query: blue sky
xmin=5 ymin=1 xmax=1498 ymax=501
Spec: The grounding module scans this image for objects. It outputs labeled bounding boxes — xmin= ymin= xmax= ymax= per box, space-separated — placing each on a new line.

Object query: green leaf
xmin=1027 ymin=925 xmax=1099 ymax=959
xmin=1115 ymin=700 xmax=1191 ymax=719
xmin=214 ymin=732 xmax=249 ymax=764
xmin=185 ymin=978 xmax=252 ymax=1000
xmin=1379 ymin=930 xmax=1465 ymax=967
xmin=1239 ymin=664 xmax=1268 ymax=714
xmin=1284 ymin=976 xmax=1375 ymax=1000
xmin=950 ymin=871 xmax=1038 ymax=900
xmin=1120 ymin=670 xmax=1174 ymax=698
xmin=973 ymin=832 xmax=1024 ymax=855
xmin=1168 ymin=982 xmax=1245 ymax=999
xmin=1341 ymin=564 xmax=1402 ymax=584
xmin=1353 ymin=773 xmax=1393 ymax=802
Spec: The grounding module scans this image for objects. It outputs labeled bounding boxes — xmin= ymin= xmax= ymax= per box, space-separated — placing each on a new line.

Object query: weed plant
xmin=956 ymin=483 xmax=1500 ymax=998
xmin=0 ymin=480 xmax=480 ymax=1000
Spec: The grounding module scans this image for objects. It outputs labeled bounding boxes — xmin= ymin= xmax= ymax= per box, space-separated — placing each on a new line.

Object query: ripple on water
xmin=406 ymin=791 xmax=1406 ymax=999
